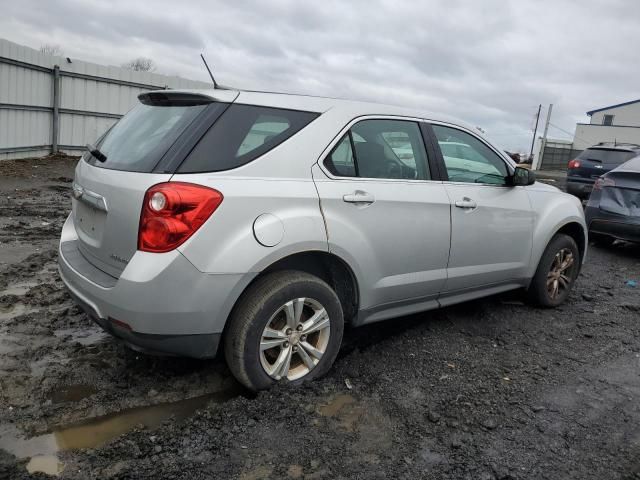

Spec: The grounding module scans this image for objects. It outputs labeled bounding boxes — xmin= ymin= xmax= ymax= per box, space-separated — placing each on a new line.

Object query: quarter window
xmin=432 ymin=125 xmax=508 ymax=185
xmin=324 ymin=119 xmax=430 ymax=180
xmin=237 ymin=114 xmax=291 ymax=156
xmin=178 ymin=105 xmax=318 ymax=173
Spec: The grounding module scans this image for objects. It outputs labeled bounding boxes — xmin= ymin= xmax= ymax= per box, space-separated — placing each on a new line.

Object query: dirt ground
xmin=1 ymin=156 xmax=639 ymax=479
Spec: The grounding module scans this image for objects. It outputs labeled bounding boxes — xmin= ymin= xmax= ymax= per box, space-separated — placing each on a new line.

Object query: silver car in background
xmin=58 ymin=89 xmax=587 ymax=391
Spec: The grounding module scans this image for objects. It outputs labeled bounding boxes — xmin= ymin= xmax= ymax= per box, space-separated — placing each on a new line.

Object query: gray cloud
xmin=5 ymin=0 xmax=203 ymax=49
xmin=2 ymin=0 xmax=639 ymax=151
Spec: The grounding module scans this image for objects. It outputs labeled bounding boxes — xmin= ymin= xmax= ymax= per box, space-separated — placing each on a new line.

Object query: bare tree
xmin=39 ymin=44 xmax=63 ymax=56
xmin=122 ymin=57 xmax=156 ymax=72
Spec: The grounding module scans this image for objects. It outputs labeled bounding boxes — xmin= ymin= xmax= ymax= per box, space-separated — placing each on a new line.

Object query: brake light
xmin=138 ymin=182 xmax=223 ymax=253
xmin=568 ymin=159 xmax=581 ymax=169
xmin=593 ymin=177 xmax=615 ymax=191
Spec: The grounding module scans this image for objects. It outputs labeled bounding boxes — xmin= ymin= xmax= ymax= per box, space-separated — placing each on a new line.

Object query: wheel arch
xmin=555 ymin=221 xmax=587 ymax=264
xmin=528 ymin=218 xmax=587 ymax=285
xmin=224 ymin=250 xmax=360 ymax=334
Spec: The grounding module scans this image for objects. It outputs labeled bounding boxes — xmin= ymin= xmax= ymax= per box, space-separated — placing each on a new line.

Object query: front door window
xmin=432 ymin=125 xmax=508 ymax=185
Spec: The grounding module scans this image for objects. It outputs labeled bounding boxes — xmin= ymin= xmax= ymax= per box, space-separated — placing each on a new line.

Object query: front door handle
xmin=343 ymin=190 xmax=375 ymax=205
xmin=454 ymin=197 xmax=477 ymax=209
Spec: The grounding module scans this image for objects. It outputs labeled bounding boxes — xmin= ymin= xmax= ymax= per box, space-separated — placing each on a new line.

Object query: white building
xmin=573 ymin=99 xmax=640 ymax=150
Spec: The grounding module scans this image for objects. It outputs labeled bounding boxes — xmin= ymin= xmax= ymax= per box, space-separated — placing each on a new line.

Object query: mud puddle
xmin=0 ymin=279 xmax=39 ymax=297
xmin=53 ymin=328 xmax=108 ymax=346
xmin=0 ymin=388 xmax=242 ymax=476
xmin=49 ymin=385 xmax=98 ymax=404
xmin=0 ymin=333 xmax=22 ymax=355
xmin=0 ymin=303 xmax=33 ymax=321
xmin=318 ymin=393 xmax=364 ymax=432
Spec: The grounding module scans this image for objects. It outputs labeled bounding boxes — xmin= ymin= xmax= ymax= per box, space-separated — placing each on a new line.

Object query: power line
xmin=548 ymin=122 xmax=593 ymax=146
xmin=548 ymin=122 xmax=575 ymax=138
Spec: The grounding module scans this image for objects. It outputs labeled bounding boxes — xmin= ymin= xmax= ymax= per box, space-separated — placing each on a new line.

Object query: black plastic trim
xmin=152 ymin=102 xmax=232 ymax=173
xmin=420 ymin=122 xmax=448 ymax=181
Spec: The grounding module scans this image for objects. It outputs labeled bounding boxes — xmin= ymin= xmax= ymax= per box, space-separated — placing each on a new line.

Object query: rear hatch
xmin=569 ymin=148 xmax=637 ymax=182
xmin=598 ymin=170 xmax=640 ymax=217
xmin=71 ymin=90 xmax=237 ymax=278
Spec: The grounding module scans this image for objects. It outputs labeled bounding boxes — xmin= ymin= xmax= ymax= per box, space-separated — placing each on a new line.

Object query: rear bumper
xmin=585 ymin=207 xmax=640 ymax=243
xmin=566 ymin=178 xmax=594 ymax=198
xmin=66 ymin=285 xmax=221 ymax=357
xmin=58 ymin=214 xmax=254 ymax=358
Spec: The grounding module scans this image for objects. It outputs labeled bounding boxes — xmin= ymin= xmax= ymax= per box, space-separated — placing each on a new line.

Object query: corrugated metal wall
xmin=0 ymin=38 xmax=212 ymax=160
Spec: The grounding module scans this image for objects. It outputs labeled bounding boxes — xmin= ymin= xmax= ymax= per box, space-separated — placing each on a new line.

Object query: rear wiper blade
xmin=86 ymin=143 xmax=107 ymax=163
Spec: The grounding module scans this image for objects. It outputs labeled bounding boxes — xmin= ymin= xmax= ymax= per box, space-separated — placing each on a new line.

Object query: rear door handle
xmin=343 ymin=191 xmax=375 ymax=205
xmin=454 ymin=197 xmax=477 ymax=209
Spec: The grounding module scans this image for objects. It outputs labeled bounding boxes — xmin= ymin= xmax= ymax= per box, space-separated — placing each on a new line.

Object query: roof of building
xmin=587 ymin=99 xmax=640 ymax=116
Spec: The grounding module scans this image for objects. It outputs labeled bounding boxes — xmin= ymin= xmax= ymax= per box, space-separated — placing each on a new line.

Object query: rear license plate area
xmin=75 ymin=201 xmax=106 ymax=241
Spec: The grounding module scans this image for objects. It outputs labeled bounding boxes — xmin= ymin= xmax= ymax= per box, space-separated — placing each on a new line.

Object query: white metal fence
xmin=0 ymin=38 xmax=212 ymax=160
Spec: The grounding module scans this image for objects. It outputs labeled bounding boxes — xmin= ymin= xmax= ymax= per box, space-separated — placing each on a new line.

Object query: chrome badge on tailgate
xmin=71 ymin=183 xmax=108 ymax=212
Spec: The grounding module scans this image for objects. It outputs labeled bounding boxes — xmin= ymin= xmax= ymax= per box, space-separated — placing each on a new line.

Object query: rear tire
xmin=224 ymin=270 xmax=344 ymax=391
xmin=528 ymin=234 xmax=580 ymax=307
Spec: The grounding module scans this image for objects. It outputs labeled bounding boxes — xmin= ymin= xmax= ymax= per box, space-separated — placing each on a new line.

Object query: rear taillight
xmin=593 ymin=176 xmax=615 ymax=191
xmin=568 ymin=159 xmax=581 ymax=169
xmin=138 ymin=182 xmax=223 ymax=253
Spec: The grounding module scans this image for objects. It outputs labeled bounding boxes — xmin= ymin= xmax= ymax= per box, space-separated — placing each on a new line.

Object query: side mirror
xmin=512 ymin=166 xmax=535 ymax=186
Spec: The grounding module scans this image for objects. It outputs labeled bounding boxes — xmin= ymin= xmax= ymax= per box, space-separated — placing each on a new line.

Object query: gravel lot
xmin=1 ymin=156 xmax=639 ymax=479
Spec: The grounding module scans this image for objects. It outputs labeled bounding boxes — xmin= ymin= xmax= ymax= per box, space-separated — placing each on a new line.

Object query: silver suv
xmin=59 ymin=89 xmax=587 ymax=391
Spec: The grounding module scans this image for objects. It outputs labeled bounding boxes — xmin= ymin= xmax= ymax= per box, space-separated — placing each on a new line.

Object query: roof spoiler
xmin=138 ymin=91 xmax=215 ymax=106
xmin=138 ymin=90 xmax=239 ymax=106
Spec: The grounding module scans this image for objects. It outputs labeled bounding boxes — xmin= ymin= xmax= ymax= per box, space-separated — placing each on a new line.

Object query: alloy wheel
xmin=546 ymin=248 xmax=575 ymax=300
xmin=259 ymin=297 xmax=331 ymax=381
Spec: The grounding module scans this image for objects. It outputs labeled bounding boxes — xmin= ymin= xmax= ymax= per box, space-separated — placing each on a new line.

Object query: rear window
xmin=177 ymin=104 xmax=319 ymax=173
xmin=87 ymin=102 xmax=207 ymax=172
xmin=578 ymin=148 xmax=637 ymax=165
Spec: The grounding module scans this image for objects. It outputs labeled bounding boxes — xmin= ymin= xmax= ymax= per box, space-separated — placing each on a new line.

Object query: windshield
xmin=86 ymin=102 xmax=207 ymax=172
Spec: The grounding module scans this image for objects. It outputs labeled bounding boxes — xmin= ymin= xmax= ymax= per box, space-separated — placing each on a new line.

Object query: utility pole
xmin=538 ymin=104 xmax=553 ymax=168
xmin=529 ymin=104 xmax=541 ymax=158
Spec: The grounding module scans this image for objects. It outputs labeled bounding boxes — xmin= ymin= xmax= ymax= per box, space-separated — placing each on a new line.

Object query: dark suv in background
xmin=566 ymin=143 xmax=640 ymax=199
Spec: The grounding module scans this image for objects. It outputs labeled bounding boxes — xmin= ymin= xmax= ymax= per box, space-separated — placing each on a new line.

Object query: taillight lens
xmin=568 ymin=159 xmax=581 ymax=169
xmin=138 ymin=182 xmax=223 ymax=253
xmin=593 ymin=176 xmax=615 ymax=191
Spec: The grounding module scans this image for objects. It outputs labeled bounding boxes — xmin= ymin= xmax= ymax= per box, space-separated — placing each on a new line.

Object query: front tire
xmin=528 ymin=234 xmax=580 ymax=307
xmin=224 ymin=270 xmax=344 ymax=391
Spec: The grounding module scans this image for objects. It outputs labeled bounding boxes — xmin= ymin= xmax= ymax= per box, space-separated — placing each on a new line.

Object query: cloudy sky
xmin=2 ymin=0 xmax=638 ymax=152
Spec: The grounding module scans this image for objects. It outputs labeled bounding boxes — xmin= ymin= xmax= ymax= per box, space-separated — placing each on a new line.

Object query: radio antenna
xmin=200 ymin=53 xmax=218 ymax=89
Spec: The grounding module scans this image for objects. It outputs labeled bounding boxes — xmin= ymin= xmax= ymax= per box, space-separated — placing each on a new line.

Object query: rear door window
xmin=326 ymin=135 xmax=357 ymax=177
xmin=178 ymin=105 xmax=319 ymax=173
xmin=324 ymin=119 xmax=431 ymax=180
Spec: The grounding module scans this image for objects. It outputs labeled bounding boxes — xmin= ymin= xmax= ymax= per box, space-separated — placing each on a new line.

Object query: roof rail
xmin=594 ymin=141 xmax=640 ymax=148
